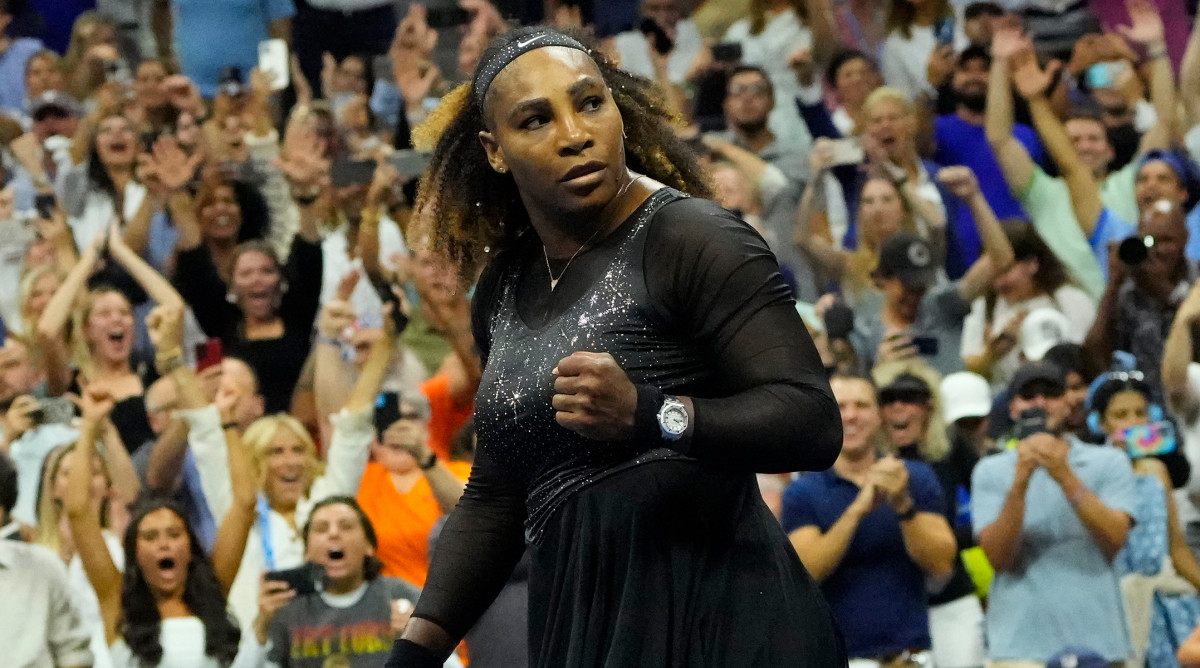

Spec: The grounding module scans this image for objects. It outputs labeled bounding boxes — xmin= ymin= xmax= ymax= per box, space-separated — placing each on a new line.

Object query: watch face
xmin=661 ymin=405 xmax=687 ymax=434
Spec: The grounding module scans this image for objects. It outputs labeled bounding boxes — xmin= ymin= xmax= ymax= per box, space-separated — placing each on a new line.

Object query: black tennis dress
xmin=411 ymin=188 xmax=847 ymax=667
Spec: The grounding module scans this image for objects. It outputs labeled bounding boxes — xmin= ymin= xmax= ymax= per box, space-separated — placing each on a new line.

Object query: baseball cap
xmin=957 ymin=44 xmax=992 ymax=69
xmin=1007 ymin=361 xmax=1065 ymax=400
xmin=1046 ymin=647 xmax=1108 ymax=668
xmin=940 ymin=372 xmax=992 ymax=423
xmin=875 ymin=233 xmax=937 ymax=289
xmin=30 ymin=91 xmax=81 ymax=120
xmin=1020 ymin=307 xmax=1069 ymax=362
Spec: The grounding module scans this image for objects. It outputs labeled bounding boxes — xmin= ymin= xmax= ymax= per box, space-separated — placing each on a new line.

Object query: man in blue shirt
xmin=0 ymin=1 xmax=43 ymax=112
xmin=933 ymin=45 xmax=1045 ymax=277
xmin=783 ymin=373 xmax=956 ymax=663
xmin=972 ymin=362 xmax=1136 ymax=664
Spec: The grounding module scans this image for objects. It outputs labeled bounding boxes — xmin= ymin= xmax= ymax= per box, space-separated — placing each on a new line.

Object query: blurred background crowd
xmin=4 ymin=0 xmax=1200 ymax=666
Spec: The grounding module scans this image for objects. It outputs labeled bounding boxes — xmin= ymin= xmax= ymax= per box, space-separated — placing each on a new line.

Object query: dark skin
xmin=403 ymin=45 xmax=697 ymax=654
xmin=1134 ymin=208 xmax=1188 ymax=303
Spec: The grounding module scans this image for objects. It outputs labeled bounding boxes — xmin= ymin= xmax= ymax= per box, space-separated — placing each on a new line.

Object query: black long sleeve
xmin=643 ymin=198 xmax=843 ymax=473
xmin=172 ymin=246 xmax=239 ymax=341
xmin=279 ymin=237 xmax=323 ymax=334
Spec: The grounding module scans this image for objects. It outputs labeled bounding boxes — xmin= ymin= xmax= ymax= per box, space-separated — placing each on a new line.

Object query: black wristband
xmin=419 ymin=451 xmax=437 ymax=470
xmin=384 ymin=639 xmax=445 ymax=668
xmin=294 ymin=193 xmax=320 ymax=206
xmin=634 ymin=384 xmax=664 ymax=441
xmin=896 ymin=504 xmax=918 ymax=522
xmin=222 ymin=422 xmax=238 ymax=431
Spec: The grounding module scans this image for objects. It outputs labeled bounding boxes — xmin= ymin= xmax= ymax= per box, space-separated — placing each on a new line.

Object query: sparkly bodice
xmin=474 ymin=189 xmax=710 ymax=543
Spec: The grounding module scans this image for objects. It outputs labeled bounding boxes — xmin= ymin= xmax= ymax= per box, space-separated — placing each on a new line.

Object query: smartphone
xmin=823 ymin=302 xmax=855 ymax=340
xmin=1016 ymin=407 xmax=1049 ymax=440
xmin=330 ymin=160 xmax=376 ymax=187
xmin=1124 ymin=421 xmax=1177 ymax=459
xmin=195 ymin=339 xmax=224 ymax=374
xmin=425 ymin=6 xmax=471 ymax=29
xmin=828 ymin=138 xmax=865 ymax=166
xmin=711 ymin=42 xmax=743 ymax=64
xmin=639 ymin=18 xmax=674 ymax=56
xmin=912 ymin=336 xmax=940 ymax=357
xmin=265 ymin=564 xmax=322 ymax=596
xmin=371 ymin=279 xmax=410 ymax=333
xmin=34 ymin=193 xmax=55 ymax=220
xmin=258 ymin=39 xmax=290 ymax=92
xmin=934 ymin=16 xmax=955 ymax=47
xmin=29 ymin=397 xmax=75 ymax=426
xmin=386 ymin=149 xmax=432 ymax=181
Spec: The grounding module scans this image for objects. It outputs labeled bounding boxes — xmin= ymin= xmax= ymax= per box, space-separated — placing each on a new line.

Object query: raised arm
xmin=37 ymin=234 xmax=104 ymax=395
xmin=106 ymin=223 xmax=185 ymax=311
xmin=63 ymin=386 xmax=123 ymax=645
xmin=792 ymin=141 xmax=850 ymax=277
xmin=1122 ymin=0 xmax=1175 ymax=153
xmin=986 ymin=27 xmax=1037 ymax=199
xmin=1163 ymin=281 xmax=1200 ymax=422
xmin=1182 ymin=9 xmax=1200 ymax=126
xmin=1015 ymin=54 xmax=1104 ymax=235
xmin=131 ymin=135 xmax=203 ymax=256
xmin=312 ymin=278 xmax=360 ymax=447
xmin=937 ymin=166 xmax=1015 ymax=302
xmin=209 ymin=388 xmax=257 ymax=596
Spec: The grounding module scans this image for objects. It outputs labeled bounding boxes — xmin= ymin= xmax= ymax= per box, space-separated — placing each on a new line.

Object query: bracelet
xmin=222 ymin=421 xmax=238 ymax=431
xmin=419 ymin=451 xmax=437 ymax=470
xmin=154 ymin=347 xmax=183 ymax=362
xmin=1147 ymin=44 xmax=1168 ymax=61
xmin=294 ymin=192 xmax=321 ymax=207
xmin=157 ymin=354 xmax=185 ymax=375
xmin=896 ymin=504 xmax=918 ymax=522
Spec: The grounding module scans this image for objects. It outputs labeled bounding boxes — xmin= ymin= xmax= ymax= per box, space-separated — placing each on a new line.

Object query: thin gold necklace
xmin=543 ymin=174 xmax=644 ymax=291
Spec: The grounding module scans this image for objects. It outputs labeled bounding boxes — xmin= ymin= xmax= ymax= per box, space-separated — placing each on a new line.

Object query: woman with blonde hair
xmin=870 ymin=359 xmax=987 ymax=668
xmin=193 ymin=306 xmax=401 ymax=638
xmin=61 ymin=11 xmax=127 ymax=104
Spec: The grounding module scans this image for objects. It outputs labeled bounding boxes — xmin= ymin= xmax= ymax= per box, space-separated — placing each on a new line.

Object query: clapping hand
xmin=868 ymin=455 xmax=913 ymax=511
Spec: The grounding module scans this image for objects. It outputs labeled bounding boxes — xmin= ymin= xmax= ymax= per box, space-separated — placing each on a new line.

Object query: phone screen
xmin=195 ymin=339 xmax=224 ymax=373
xmin=330 ymin=160 xmax=377 ymax=187
xmin=828 ymin=138 xmax=865 ymax=166
xmin=265 ymin=564 xmax=321 ymax=596
xmin=386 ymin=150 xmax=432 ymax=181
xmin=1124 ymin=421 xmax=1177 ymax=458
xmin=258 ymin=39 xmax=290 ymax=91
xmin=911 ymin=336 xmax=940 ymax=357
xmin=934 ymin=16 xmax=955 ymax=46
xmin=711 ymin=42 xmax=743 ymax=64
xmin=425 ymin=7 xmax=471 ymax=29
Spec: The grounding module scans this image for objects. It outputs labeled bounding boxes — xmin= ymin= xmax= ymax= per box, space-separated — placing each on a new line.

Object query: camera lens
xmin=1118 ymin=236 xmax=1149 ymax=265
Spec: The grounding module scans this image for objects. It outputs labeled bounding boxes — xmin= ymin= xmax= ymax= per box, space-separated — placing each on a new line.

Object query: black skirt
xmin=527 ymin=458 xmax=847 ymax=667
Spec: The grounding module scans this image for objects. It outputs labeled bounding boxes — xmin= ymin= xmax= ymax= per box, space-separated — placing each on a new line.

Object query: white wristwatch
xmin=657 ymin=395 xmax=688 ymax=441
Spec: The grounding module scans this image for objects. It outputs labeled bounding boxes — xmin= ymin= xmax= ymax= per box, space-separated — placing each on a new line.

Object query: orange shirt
xmin=421 ymin=373 xmax=474 ymax=462
xmin=358 ymin=460 xmax=473 ymax=587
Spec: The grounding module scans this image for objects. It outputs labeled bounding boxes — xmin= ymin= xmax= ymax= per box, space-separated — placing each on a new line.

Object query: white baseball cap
xmin=1020 ymin=307 xmax=1070 ymax=362
xmin=940 ymin=372 xmax=993 ymax=423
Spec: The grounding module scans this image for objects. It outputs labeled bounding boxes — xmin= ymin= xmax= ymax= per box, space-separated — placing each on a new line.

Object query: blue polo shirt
xmin=782 ymin=460 xmax=944 ymax=659
xmin=971 ymin=438 xmax=1137 ymax=662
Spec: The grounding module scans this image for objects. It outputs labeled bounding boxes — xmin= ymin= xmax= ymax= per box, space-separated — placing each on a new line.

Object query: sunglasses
xmin=879 ymin=389 xmax=930 ymax=406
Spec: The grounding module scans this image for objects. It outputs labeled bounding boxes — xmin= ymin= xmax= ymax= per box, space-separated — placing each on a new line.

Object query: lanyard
xmin=256 ymin=494 xmax=276 ymax=571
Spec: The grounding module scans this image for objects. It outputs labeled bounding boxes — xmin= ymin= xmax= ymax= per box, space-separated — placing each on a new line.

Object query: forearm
xmin=793 ymin=179 xmax=847 ymax=276
xmin=789 ymin=511 xmax=865 ymax=582
xmin=69 ymin=117 xmax=97 ymax=165
xmin=423 ymin=462 xmax=466 ymax=514
xmin=99 ymin=420 xmax=140 ymax=505
xmin=978 ymin=481 xmax=1029 ymax=572
xmin=985 ymin=59 xmax=1016 ymax=144
xmin=968 ymin=192 xmax=1014 ymax=269
xmin=709 ymin=141 xmax=768 ymax=186
xmin=313 ymin=342 xmax=355 ymax=434
xmin=899 ymin=513 xmax=958 ymax=577
xmin=344 ymin=332 xmax=397 ymax=413
xmin=145 ymin=418 xmax=189 ymax=494
xmin=167 ymin=190 xmax=203 ymax=251
xmin=269 ymin=18 xmax=291 ymax=42
xmin=124 ymin=193 xmax=161 ymax=256
xmin=1163 ymin=313 xmax=1200 ymax=419
xmin=1082 ymin=279 xmax=1122 ymax=378
xmin=1141 ymin=41 xmax=1177 ymax=151
xmin=111 ymin=242 xmax=184 ymax=309
xmin=900 ymin=179 xmax=945 ymax=231
xmin=1184 ymin=15 xmax=1200 ymax=125
xmin=212 ymin=426 xmax=257 ymax=595
xmin=1056 ymin=470 xmax=1130 ymax=559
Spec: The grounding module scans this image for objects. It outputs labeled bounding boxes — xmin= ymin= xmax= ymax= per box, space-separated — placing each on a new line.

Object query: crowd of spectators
xmin=4 ymin=0 xmax=1200 ymax=666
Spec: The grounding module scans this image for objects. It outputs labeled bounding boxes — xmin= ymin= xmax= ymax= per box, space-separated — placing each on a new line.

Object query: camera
xmin=1118 ymin=235 xmax=1154 ymax=266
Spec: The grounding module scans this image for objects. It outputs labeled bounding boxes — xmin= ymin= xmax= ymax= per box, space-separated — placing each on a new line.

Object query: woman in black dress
xmin=387 ymin=27 xmax=846 ymax=668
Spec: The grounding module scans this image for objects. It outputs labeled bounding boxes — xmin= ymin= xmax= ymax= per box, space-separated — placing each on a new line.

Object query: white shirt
xmin=185 ymin=404 xmax=374 ymax=633
xmin=1178 ymin=364 xmax=1200 ymax=527
xmin=0 ymin=216 xmax=35 ymax=332
xmin=9 ymin=423 xmax=81 ymax=527
xmin=0 ymin=541 xmax=93 ymax=668
xmin=960 ymin=286 xmax=1095 ymax=390
xmin=881 ymin=25 xmax=938 ymax=102
xmin=108 ymin=617 xmax=219 ymax=668
xmin=612 ymin=18 xmax=703 ymax=84
xmin=319 ymin=216 xmax=407 ymax=324
xmin=67 ymin=178 xmax=148 ymax=252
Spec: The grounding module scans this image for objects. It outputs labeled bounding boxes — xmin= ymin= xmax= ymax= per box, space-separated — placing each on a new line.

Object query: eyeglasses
xmin=728 ymin=83 xmax=770 ymax=97
xmin=397 ymin=411 xmax=423 ymax=421
xmin=879 ymin=389 xmax=930 ymax=406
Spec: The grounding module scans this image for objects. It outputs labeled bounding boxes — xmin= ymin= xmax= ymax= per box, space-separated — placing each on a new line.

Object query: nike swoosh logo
xmin=516 ymin=35 xmax=543 ymax=49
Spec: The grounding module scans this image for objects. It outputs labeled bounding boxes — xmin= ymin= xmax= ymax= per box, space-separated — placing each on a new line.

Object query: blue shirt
xmin=971 ymin=438 xmax=1136 ymax=661
xmin=782 ymin=460 xmax=944 ymax=659
xmin=171 ymin=0 xmax=295 ymax=98
xmin=1186 ymin=204 xmax=1200 ymax=262
xmin=0 ymin=38 xmax=43 ymax=112
xmin=934 ymin=115 xmax=1045 ymax=277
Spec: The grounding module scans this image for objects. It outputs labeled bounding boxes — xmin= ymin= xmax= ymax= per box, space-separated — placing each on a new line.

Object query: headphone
xmin=1084 ymin=368 xmax=1162 ymax=438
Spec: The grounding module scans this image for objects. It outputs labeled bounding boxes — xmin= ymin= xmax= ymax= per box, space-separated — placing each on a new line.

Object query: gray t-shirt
xmin=268 ymin=576 xmax=421 ymax=668
xmin=850 ymin=283 xmax=972 ymax=376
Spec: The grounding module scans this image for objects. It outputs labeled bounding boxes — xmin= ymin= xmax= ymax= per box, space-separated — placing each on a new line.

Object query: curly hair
xmin=411 ymin=26 xmax=711 ymax=279
xmin=121 ymin=499 xmax=240 ymax=666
